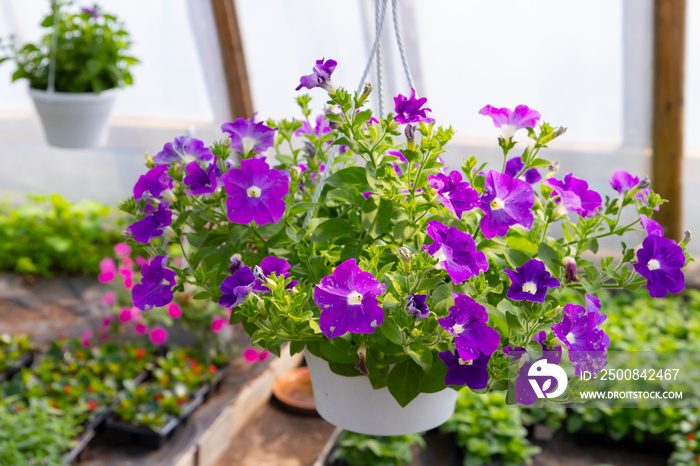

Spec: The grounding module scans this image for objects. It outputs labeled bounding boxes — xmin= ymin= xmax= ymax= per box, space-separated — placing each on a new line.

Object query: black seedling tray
xmin=63 ymin=429 xmax=95 ymax=465
xmin=105 ymin=389 xmax=205 ymax=449
xmin=105 ymin=416 xmax=180 ymax=450
xmin=0 ymin=352 xmax=35 ymax=382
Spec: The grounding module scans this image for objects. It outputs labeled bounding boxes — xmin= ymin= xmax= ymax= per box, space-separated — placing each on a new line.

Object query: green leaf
xmin=287 ymin=202 xmax=322 ymax=217
xmin=289 ymin=340 xmax=305 ymax=356
xmin=379 ymin=320 xmax=405 ymax=346
xmin=538 ymin=242 xmax=559 ymax=271
xmin=505 ymin=311 xmax=524 ymax=333
xmin=507 ymin=235 xmax=538 ymax=255
xmin=320 ymin=338 xmax=356 ymax=364
xmin=324 ymin=167 xmax=369 ymax=189
xmin=387 ymin=360 xmax=423 ymax=407
xmin=354 ymin=109 xmax=373 ymax=127
xmin=310 ymin=218 xmax=353 ymax=242
xmin=361 ymin=196 xmax=393 ymax=238
xmin=327 ymin=187 xmax=366 ymax=207
xmin=529 ymin=158 xmax=553 ymax=169
xmin=393 ymin=220 xmax=420 ymax=242
xmin=407 ymin=346 xmax=433 ymax=373
xmin=526 ymin=340 xmax=543 ymax=361
xmin=418 ymin=356 xmax=449 ymax=393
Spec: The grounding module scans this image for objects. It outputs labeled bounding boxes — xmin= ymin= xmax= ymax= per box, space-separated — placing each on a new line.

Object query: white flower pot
xmin=304 ymin=350 xmax=458 ymax=436
xmin=29 ymin=88 xmax=118 ymax=149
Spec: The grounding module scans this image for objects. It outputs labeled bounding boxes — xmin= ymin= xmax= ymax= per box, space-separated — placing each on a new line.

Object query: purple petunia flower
xmin=126 ymin=202 xmax=172 ymax=244
xmin=133 ymin=165 xmax=173 ymax=201
xmin=221 ymin=115 xmax=276 ymax=156
xmin=428 ymin=171 xmax=480 ymax=220
xmin=219 ymin=266 xmax=256 ymax=307
xmin=184 ymin=158 xmax=219 ymax=195
xmin=220 ymin=158 xmax=290 ymax=225
xmin=439 ymin=350 xmax=490 ymax=389
xmin=81 ymin=6 xmax=100 ymax=18
xmin=406 ymin=294 xmax=430 ymax=318
xmin=504 ymin=156 xmax=542 ymax=184
xmin=423 ymin=221 xmax=488 ymax=284
xmin=439 ymin=293 xmax=500 ymax=363
xmin=505 ymin=259 xmax=561 ymax=303
xmin=393 ymin=88 xmax=435 ymax=125
xmin=153 ymin=136 xmax=214 ymax=165
xmin=633 ymin=234 xmax=686 ymax=298
xmin=551 ymin=294 xmax=610 ymax=375
xmin=542 ymin=173 xmax=602 ymax=218
xmin=252 ymin=256 xmax=298 ymax=293
xmin=313 ymin=259 xmax=386 ymax=339
xmin=479 ymin=105 xmax=540 ymax=141
xmin=132 ymin=255 xmax=177 ymax=311
xmin=295 ymin=114 xmax=331 ymax=138
xmin=295 ymin=58 xmax=337 ymax=92
xmin=479 ymin=170 xmax=535 ymax=239
xmin=639 ymin=214 xmax=664 ymax=237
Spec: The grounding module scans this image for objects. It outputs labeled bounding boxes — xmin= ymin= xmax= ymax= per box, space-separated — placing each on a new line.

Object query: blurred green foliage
xmin=332 ymin=430 xmax=425 ymax=466
xmin=443 ymin=389 xmax=540 ymax=466
xmin=0 ymin=194 xmax=127 ymax=277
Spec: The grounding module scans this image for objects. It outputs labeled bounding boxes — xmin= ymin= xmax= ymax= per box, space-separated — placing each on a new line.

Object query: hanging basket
xmin=29 ymin=88 xmax=118 ymax=149
xmin=304 ymin=350 xmax=458 ymax=436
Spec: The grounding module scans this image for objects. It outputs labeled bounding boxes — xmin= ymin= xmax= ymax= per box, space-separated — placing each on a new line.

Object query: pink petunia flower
xmin=114 ymin=243 xmax=132 ymax=258
xmin=118 ymin=267 xmax=134 ymax=289
xmin=150 ymin=326 xmax=168 ymax=345
xmin=134 ymin=322 xmax=149 ymax=335
xmin=211 ymin=316 xmax=228 ymax=333
xmin=102 ymin=291 xmax=116 ymax=306
xmin=167 ymin=303 xmax=182 ymax=319
xmin=118 ymin=308 xmax=134 ymax=323
xmin=98 ymin=257 xmax=117 ymax=283
xmin=80 ymin=329 xmax=93 ymax=347
xmin=243 ymin=347 xmax=270 ymax=363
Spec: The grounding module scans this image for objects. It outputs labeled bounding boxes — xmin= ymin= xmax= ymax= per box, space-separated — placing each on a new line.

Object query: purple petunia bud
xmin=355 ymin=345 xmax=369 ymax=375
xmin=358 ymin=82 xmax=373 ymax=106
xmin=304 ymin=142 xmax=317 ymax=158
xmin=141 ymin=191 xmax=158 ymax=206
xmin=122 ymin=230 xmax=134 ymax=240
xmin=161 ymin=189 xmax=176 ymax=204
xmin=638 ymin=176 xmax=651 ymax=190
xmin=680 ymin=229 xmax=692 ymax=248
xmin=253 ymin=265 xmax=265 ymax=282
xmin=405 ymin=124 xmax=416 ymax=151
xmin=546 ymin=161 xmax=560 ymax=178
xmin=398 ymin=246 xmax=411 ymax=263
xmin=563 ymin=256 xmax=579 ymax=284
xmin=228 ymin=254 xmax=244 ymax=274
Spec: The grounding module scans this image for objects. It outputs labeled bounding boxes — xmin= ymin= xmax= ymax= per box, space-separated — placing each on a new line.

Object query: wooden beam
xmin=652 ymin=0 xmax=686 ymax=241
xmin=211 ymin=0 xmax=254 ymax=120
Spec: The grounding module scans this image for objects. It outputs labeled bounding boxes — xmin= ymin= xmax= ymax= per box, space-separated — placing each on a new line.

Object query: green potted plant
xmin=0 ymin=1 xmax=137 ymax=148
xmin=120 ymin=58 xmax=691 ymax=435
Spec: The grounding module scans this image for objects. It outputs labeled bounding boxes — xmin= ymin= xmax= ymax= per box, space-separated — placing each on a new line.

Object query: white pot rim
xmin=28 ymin=87 xmax=121 ymax=102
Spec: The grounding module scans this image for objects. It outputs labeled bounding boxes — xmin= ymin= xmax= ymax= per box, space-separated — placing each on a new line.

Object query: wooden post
xmin=211 ymin=0 xmax=254 ymax=119
xmin=652 ymin=0 xmax=686 ymax=241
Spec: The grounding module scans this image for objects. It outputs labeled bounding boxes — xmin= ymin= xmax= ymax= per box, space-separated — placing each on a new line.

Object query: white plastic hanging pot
xmin=304 ymin=350 xmax=458 ymax=436
xmin=29 ymin=88 xmax=118 ymax=149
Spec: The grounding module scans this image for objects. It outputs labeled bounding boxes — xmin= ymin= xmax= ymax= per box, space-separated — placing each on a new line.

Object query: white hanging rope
xmin=47 ymin=3 xmax=59 ymax=93
xmin=374 ymin=0 xmax=385 ymax=118
xmin=355 ymin=0 xmax=389 ymax=93
xmin=391 ymin=0 xmax=415 ymax=90
xmin=305 ymin=0 xmax=417 ymax=226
